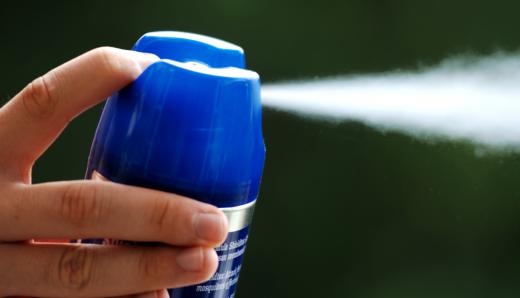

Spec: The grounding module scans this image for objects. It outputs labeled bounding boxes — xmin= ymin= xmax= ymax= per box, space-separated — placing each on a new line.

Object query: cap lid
xmin=87 ymin=32 xmax=264 ymax=207
xmin=133 ymin=31 xmax=245 ymax=68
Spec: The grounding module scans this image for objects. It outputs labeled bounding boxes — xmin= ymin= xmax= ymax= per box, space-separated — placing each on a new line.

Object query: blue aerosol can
xmin=85 ymin=32 xmax=265 ymax=297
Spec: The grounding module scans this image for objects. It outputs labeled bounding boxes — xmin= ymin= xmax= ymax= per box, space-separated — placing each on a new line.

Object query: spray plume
xmin=262 ymin=53 xmax=520 ymax=150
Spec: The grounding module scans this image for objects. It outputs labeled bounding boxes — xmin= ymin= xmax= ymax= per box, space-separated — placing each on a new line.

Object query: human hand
xmin=0 ymin=47 xmax=228 ymax=297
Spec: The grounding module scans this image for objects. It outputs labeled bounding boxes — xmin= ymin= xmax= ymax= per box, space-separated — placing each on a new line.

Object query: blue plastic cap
xmin=133 ymin=31 xmax=246 ymax=68
xmin=87 ymin=32 xmax=264 ymax=208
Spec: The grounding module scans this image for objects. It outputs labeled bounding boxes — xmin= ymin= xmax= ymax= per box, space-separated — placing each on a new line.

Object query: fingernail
xmin=176 ymin=247 xmax=204 ymax=272
xmin=194 ymin=212 xmax=228 ymax=243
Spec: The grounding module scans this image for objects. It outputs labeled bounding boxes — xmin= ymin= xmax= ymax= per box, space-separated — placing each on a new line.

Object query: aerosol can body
xmin=83 ymin=31 xmax=265 ymax=298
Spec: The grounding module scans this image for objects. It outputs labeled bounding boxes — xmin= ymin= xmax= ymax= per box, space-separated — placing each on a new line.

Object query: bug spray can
xmin=84 ymin=31 xmax=265 ymax=297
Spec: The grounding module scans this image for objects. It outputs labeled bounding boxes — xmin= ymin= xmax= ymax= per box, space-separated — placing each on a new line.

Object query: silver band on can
xmin=220 ymin=200 xmax=256 ymax=232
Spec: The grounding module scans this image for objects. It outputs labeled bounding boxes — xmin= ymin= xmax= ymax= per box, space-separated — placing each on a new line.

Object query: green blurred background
xmin=2 ymin=1 xmax=520 ymax=297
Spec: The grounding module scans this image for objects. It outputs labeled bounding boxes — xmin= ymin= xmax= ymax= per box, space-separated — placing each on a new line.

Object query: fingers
xmin=0 ymin=180 xmax=228 ymax=246
xmin=0 ymin=243 xmax=217 ymax=297
xmin=0 ymin=47 xmax=159 ymax=176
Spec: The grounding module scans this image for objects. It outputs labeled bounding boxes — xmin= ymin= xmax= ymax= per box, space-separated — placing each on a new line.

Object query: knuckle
xmin=60 ymin=183 xmax=104 ymax=226
xmin=137 ymin=249 xmax=168 ymax=280
xmin=56 ymin=246 xmax=96 ymax=291
xmin=149 ymin=197 xmax=177 ymax=234
xmin=20 ymin=75 xmax=57 ymax=118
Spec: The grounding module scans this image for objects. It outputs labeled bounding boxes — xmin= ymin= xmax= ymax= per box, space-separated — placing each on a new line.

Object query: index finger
xmin=0 ymin=47 xmax=159 ymax=175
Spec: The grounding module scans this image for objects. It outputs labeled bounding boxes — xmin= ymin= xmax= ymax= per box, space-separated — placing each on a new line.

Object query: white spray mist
xmin=261 ymin=53 xmax=520 ymax=150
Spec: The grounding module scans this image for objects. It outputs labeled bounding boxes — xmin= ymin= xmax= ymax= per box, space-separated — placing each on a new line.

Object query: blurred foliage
xmin=2 ymin=0 xmax=520 ymax=297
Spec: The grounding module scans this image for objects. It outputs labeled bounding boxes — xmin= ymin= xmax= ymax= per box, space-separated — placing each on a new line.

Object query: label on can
xmin=170 ymin=227 xmax=250 ymax=298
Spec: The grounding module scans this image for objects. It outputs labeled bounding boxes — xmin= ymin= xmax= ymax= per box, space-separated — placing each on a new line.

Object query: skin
xmin=0 ymin=47 xmax=228 ymax=297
